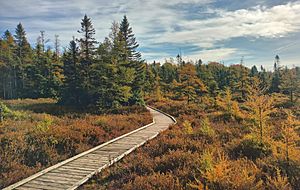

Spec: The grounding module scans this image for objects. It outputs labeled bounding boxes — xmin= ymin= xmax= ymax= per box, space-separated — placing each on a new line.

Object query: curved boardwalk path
xmin=4 ymin=107 xmax=176 ymax=190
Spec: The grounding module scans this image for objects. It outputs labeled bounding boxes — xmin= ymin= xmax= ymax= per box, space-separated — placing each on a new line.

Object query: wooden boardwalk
xmin=4 ymin=107 xmax=176 ymax=190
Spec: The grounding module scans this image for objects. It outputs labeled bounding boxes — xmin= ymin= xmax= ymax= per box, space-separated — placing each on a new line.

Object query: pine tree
xmin=250 ymin=65 xmax=258 ymax=77
xmin=78 ymin=14 xmax=97 ymax=64
xmin=14 ymin=23 xmax=32 ymax=96
xmin=14 ymin=23 xmax=31 ymax=62
xmin=235 ymin=65 xmax=252 ymax=101
xmin=119 ymin=15 xmax=141 ymax=61
xmin=118 ymin=15 xmax=145 ymax=105
xmin=1 ymin=31 xmax=17 ymax=99
xmin=270 ymin=55 xmax=281 ymax=93
xmin=61 ymin=39 xmax=82 ymax=105
xmin=280 ymin=68 xmax=300 ymax=103
xmin=53 ymin=34 xmax=60 ymax=61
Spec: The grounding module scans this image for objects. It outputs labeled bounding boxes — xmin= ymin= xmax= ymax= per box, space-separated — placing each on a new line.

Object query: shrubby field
xmin=81 ymin=94 xmax=300 ymax=190
xmin=0 ymin=99 xmax=152 ymax=188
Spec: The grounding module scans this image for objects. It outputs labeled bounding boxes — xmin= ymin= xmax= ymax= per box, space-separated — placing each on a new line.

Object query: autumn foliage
xmin=81 ymin=91 xmax=300 ymax=189
xmin=0 ymin=99 xmax=152 ymax=188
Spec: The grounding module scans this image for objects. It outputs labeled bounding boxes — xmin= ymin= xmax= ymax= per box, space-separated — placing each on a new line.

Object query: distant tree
xmin=53 ymin=34 xmax=60 ymax=61
xmin=270 ymin=55 xmax=281 ymax=93
xmin=280 ymin=68 xmax=300 ymax=103
xmin=154 ymin=75 xmax=162 ymax=101
xmin=177 ymin=63 xmax=207 ymax=104
xmin=216 ymin=87 xmax=243 ymax=121
xmin=250 ymin=65 xmax=258 ymax=77
xmin=258 ymin=65 xmax=270 ymax=91
xmin=232 ymin=65 xmax=252 ymax=101
xmin=196 ymin=61 xmax=219 ymax=97
xmin=14 ymin=23 xmax=31 ymax=62
xmin=144 ymin=64 xmax=155 ymax=96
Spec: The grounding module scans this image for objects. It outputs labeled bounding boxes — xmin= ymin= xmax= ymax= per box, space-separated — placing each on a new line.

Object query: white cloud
xmin=156 ymin=2 xmax=300 ymax=48
xmin=183 ymin=48 xmax=239 ymax=62
xmin=1 ymin=0 xmax=300 ymax=65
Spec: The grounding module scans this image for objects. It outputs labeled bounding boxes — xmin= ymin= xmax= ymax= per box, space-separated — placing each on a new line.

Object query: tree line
xmin=0 ymin=15 xmax=145 ymax=110
xmin=0 ymin=15 xmax=299 ymax=110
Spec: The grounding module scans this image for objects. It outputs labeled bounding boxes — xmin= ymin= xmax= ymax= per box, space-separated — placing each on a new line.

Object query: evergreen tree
xmin=61 ymin=39 xmax=82 ymax=105
xmin=78 ymin=14 xmax=97 ymax=63
xmin=14 ymin=23 xmax=31 ymax=62
xmin=77 ymin=14 xmax=98 ymax=105
xmin=119 ymin=15 xmax=141 ymax=61
xmin=0 ymin=31 xmax=17 ymax=99
xmin=14 ymin=23 xmax=32 ymax=96
xmin=118 ymin=15 xmax=145 ymax=105
xmin=280 ymin=68 xmax=300 ymax=103
xmin=270 ymin=55 xmax=281 ymax=93
xmin=250 ymin=65 xmax=258 ymax=77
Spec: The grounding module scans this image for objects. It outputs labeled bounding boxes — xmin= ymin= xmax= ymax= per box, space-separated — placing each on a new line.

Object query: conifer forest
xmin=1 ymin=3 xmax=300 ymax=190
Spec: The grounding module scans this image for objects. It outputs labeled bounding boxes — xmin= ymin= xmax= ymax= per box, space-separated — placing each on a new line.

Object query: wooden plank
xmin=72 ymin=159 xmax=107 ymax=165
xmin=55 ymin=168 xmax=93 ymax=174
xmin=15 ymin=187 xmax=43 ymax=190
xmin=43 ymin=172 xmax=85 ymax=179
xmin=73 ymin=158 xmax=108 ymax=163
xmin=21 ymin=182 xmax=66 ymax=190
xmin=38 ymin=175 xmax=79 ymax=183
xmin=65 ymin=162 xmax=104 ymax=168
xmin=99 ymin=146 xmax=132 ymax=151
xmin=47 ymin=171 xmax=87 ymax=178
xmin=60 ymin=165 xmax=96 ymax=172
xmin=29 ymin=178 xmax=75 ymax=186
xmin=49 ymin=170 xmax=90 ymax=177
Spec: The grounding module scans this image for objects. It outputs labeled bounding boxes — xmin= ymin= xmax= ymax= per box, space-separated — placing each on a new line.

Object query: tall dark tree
xmin=250 ymin=65 xmax=258 ymax=77
xmin=77 ymin=14 xmax=97 ymax=63
xmin=61 ymin=39 xmax=83 ymax=105
xmin=118 ymin=15 xmax=145 ymax=105
xmin=14 ymin=23 xmax=31 ymax=61
xmin=14 ymin=23 xmax=32 ymax=96
xmin=270 ymin=55 xmax=281 ymax=93
xmin=119 ymin=15 xmax=141 ymax=61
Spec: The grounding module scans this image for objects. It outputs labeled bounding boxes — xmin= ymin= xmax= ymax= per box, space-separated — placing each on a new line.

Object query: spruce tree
xmin=270 ymin=55 xmax=281 ymax=93
xmin=119 ymin=15 xmax=141 ymax=61
xmin=280 ymin=68 xmax=300 ymax=103
xmin=119 ymin=16 xmax=145 ymax=105
xmin=78 ymin=14 xmax=97 ymax=64
xmin=61 ymin=39 xmax=82 ymax=105
xmin=14 ymin=23 xmax=31 ymax=61
xmin=14 ymin=23 xmax=32 ymax=96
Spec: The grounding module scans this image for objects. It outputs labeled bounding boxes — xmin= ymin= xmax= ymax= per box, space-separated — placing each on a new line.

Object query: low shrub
xmin=231 ymin=138 xmax=272 ymax=160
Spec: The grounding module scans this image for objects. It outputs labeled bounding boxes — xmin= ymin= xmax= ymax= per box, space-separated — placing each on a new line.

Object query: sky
xmin=1 ymin=0 xmax=300 ymax=69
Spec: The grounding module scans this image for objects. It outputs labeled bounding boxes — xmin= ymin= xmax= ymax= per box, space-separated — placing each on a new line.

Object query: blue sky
xmin=1 ymin=0 xmax=300 ymax=69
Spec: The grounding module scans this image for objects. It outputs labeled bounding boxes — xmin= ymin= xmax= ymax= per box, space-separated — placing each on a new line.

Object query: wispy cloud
xmin=0 ymin=0 xmax=300 ymax=68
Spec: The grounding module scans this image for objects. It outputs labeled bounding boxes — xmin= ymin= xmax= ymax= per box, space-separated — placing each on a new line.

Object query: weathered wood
xmin=43 ymin=172 xmax=85 ymax=179
xmin=15 ymin=187 xmax=43 ymax=190
xmin=3 ymin=107 xmax=176 ymax=190
xmin=21 ymin=182 xmax=66 ymax=190
xmin=38 ymin=175 xmax=79 ymax=183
